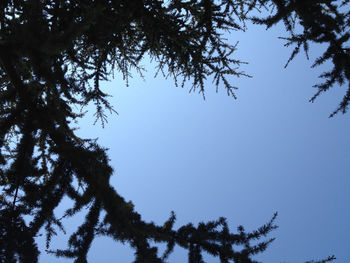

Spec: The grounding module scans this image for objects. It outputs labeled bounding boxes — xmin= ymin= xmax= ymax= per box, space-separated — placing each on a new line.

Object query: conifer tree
xmin=0 ymin=0 xmax=347 ymax=262
xmin=251 ymin=0 xmax=350 ymax=117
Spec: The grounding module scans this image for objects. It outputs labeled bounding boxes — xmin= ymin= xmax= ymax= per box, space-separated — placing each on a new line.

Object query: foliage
xmin=0 ymin=0 xmax=347 ymax=262
xmin=251 ymin=0 xmax=350 ymax=116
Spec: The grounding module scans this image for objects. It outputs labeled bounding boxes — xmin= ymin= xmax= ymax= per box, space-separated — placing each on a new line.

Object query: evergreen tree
xmin=251 ymin=0 xmax=350 ymax=117
xmin=0 ymin=0 xmax=347 ymax=262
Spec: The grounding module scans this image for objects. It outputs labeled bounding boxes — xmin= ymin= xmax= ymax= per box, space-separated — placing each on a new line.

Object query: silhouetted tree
xmin=251 ymin=0 xmax=350 ymax=117
xmin=0 ymin=0 xmax=346 ymax=262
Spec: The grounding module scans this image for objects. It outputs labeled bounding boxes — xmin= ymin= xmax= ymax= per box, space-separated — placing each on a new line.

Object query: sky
xmin=37 ymin=20 xmax=350 ymax=263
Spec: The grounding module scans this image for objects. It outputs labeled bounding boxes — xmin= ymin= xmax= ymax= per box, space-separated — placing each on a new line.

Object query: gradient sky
xmin=37 ymin=21 xmax=350 ymax=263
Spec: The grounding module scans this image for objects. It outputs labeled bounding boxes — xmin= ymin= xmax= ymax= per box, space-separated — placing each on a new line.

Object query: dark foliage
xmin=0 ymin=0 xmax=346 ymax=262
xmin=251 ymin=0 xmax=350 ymax=117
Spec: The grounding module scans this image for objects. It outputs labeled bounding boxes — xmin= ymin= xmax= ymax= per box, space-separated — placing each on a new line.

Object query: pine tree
xmin=251 ymin=0 xmax=350 ymax=116
xmin=0 ymin=0 xmax=347 ymax=262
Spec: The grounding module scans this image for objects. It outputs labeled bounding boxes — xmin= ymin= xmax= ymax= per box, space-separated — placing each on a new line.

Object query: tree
xmin=0 ymin=0 xmax=347 ymax=262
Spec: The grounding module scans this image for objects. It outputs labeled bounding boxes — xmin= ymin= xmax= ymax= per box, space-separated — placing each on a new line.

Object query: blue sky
xmin=38 ymin=21 xmax=350 ymax=262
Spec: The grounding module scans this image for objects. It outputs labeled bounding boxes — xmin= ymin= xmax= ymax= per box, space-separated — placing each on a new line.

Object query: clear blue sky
xmin=38 ymin=21 xmax=350 ymax=262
